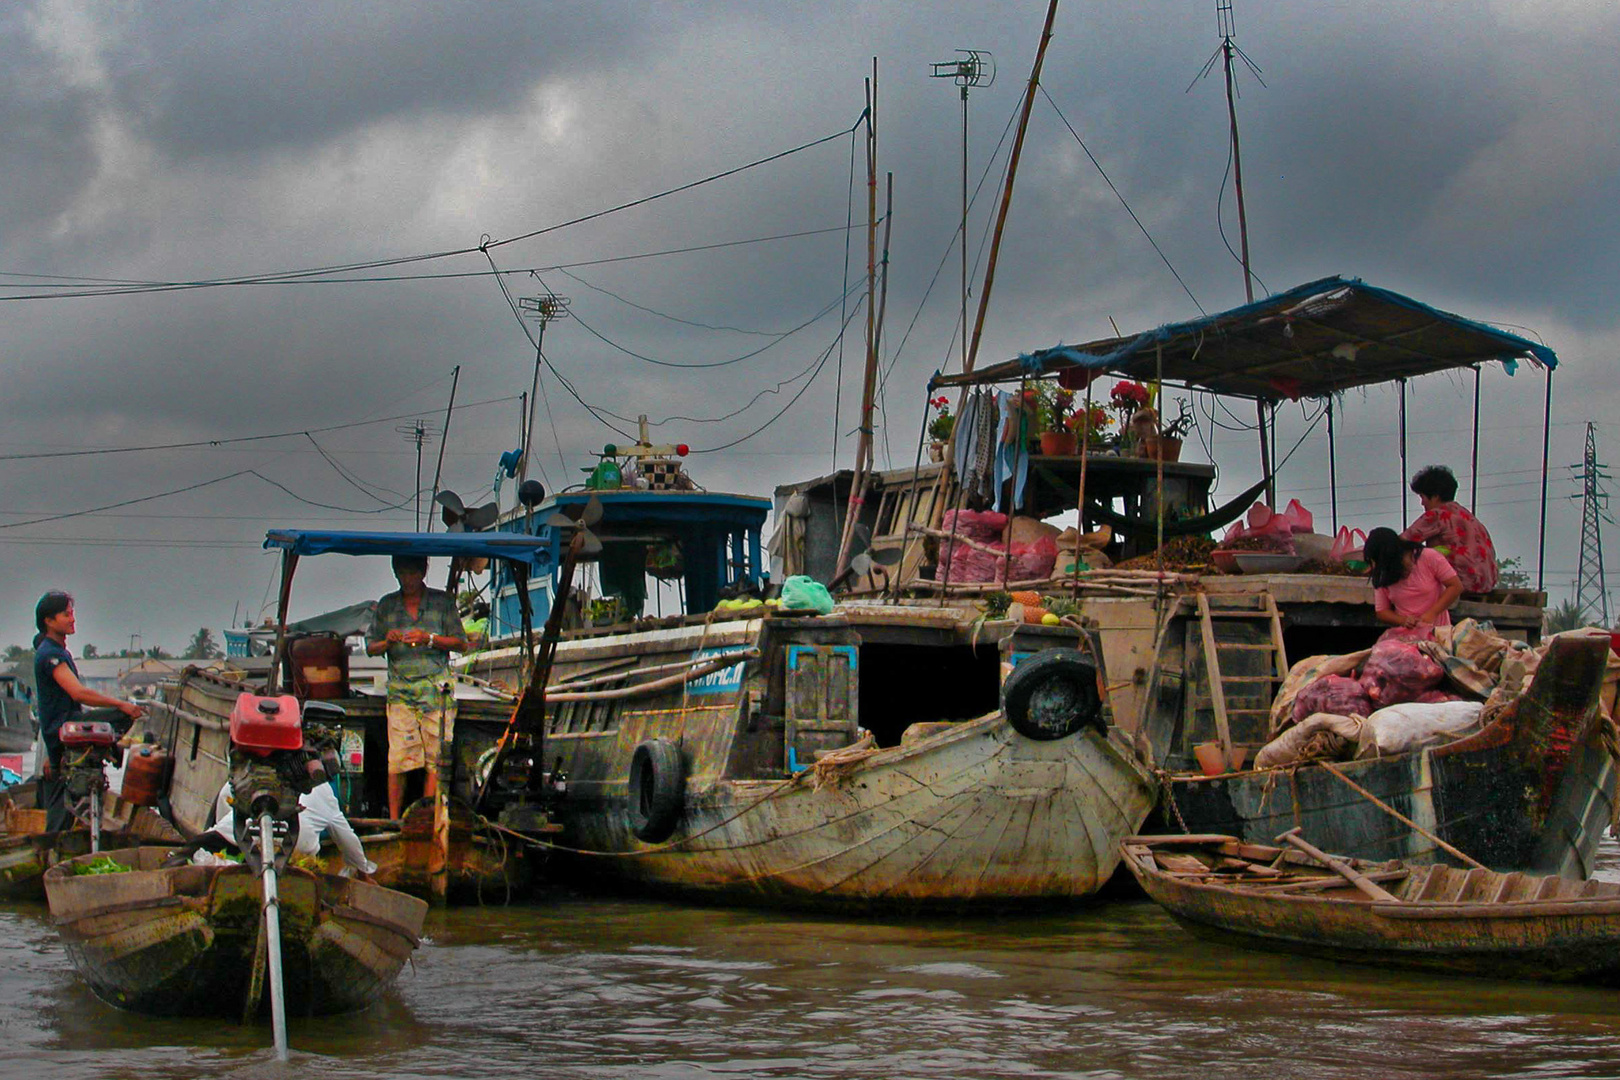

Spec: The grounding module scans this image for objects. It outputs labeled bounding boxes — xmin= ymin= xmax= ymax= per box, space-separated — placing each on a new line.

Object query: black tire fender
xmin=627 ymin=739 xmax=685 ymax=843
xmin=1001 ymin=649 xmax=1103 ymax=741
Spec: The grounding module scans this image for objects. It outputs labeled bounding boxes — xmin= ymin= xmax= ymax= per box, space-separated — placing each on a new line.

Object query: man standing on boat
xmin=32 ymin=591 xmax=145 ymax=831
xmin=365 ymin=555 xmax=467 ymax=820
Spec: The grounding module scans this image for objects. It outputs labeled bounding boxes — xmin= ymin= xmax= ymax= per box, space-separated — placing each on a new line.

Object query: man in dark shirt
xmin=33 ymin=591 xmax=144 ymax=831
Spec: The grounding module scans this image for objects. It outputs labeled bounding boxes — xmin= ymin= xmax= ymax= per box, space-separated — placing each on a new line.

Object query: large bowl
xmin=1231 ymin=552 xmax=1306 ymax=575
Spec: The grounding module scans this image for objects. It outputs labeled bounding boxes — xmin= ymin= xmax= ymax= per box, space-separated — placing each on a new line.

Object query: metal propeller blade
xmin=463 ymin=502 xmax=500 ymax=531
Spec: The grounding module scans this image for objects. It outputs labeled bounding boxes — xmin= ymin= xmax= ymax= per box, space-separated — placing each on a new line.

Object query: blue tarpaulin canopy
xmin=935 ymin=276 xmax=1558 ymax=400
xmin=264 ymin=529 xmax=554 ymax=572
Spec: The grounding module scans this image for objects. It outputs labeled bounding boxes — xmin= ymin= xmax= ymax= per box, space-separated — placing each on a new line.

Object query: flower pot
xmin=927 ymin=442 xmax=946 ymax=463
xmin=1143 ymin=435 xmax=1182 ymax=462
xmin=1039 ymin=431 xmax=1077 ymax=456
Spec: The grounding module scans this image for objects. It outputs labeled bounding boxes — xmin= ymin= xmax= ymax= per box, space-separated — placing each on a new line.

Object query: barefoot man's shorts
xmin=386 ymin=701 xmax=457 ymax=773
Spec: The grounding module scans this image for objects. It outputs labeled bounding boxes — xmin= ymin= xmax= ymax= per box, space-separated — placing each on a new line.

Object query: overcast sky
xmin=2 ymin=0 xmax=1617 ymax=653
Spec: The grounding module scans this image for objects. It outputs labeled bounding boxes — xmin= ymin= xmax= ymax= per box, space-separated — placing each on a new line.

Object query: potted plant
xmin=1109 ymin=380 xmax=1152 ymax=453
xmin=1034 ymin=384 xmax=1077 ymax=455
xmin=927 ymin=396 xmax=954 ymax=460
xmin=1142 ymin=397 xmax=1193 ymax=462
xmin=1066 ymin=401 xmax=1113 ymax=451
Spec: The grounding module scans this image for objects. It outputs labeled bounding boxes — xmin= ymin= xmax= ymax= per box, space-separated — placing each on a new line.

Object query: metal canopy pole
xmin=1327 ymin=398 xmax=1338 ymax=532
xmin=1398 ymin=379 xmax=1409 ymax=528
xmin=1538 ymin=369 xmax=1553 ymax=591
xmin=1470 ymin=367 xmax=1482 ymax=511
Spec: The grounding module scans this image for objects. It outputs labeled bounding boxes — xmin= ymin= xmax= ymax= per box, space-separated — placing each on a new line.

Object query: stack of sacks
xmin=933 ymin=510 xmax=1058 ymax=584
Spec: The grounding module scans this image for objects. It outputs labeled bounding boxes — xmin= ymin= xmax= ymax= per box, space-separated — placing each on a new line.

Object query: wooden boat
xmin=45 ymin=845 xmax=426 ymax=1016
xmin=464 ymin=603 xmax=1158 ymax=911
xmin=1121 ymin=832 xmax=1620 ymax=984
xmin=0 ymin=786 xmax=180 ymax=901
xmin=0 ymin=674 xmax=36 ymax=754
xmin=148 ymin=667 xmax=525 ymax=902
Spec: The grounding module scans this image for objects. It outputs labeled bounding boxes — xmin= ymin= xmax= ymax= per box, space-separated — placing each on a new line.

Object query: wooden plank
xmin=1277 ymin=828 xmax=1400 ymax=903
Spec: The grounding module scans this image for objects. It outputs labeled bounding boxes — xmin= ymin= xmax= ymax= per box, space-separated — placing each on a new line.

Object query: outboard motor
xmin=227 ymin=692 xmax=327 ymax=871
xmin=57 ymin=715 xmax=123 ymax=850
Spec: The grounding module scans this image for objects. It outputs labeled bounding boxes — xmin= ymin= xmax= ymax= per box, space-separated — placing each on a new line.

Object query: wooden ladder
xmin=1196 ymin=591 xmax=1288 ymax=768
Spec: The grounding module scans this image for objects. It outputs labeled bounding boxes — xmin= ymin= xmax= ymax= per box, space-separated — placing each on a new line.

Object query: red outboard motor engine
xmin=58 ymin=717 xmax=123 ymax=844
xmin=227 ymin=693 xmax=327 ymax=869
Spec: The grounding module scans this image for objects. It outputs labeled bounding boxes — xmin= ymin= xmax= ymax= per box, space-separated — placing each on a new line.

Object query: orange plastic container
xmin=120 ymin=745 xmax=170 ymax=807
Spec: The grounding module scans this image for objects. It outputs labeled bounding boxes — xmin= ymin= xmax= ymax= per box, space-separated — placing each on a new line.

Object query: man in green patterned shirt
xmin=365 ymin=555 xmax=468 ymax=819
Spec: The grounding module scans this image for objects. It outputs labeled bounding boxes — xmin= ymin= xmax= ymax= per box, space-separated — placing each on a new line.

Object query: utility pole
xmin=395 ymin=420 xmax=441 ymax=530
xmin=1193 ymin=0 xmax=1270 ymax=501
xmin=1572 ymin=421 xmax=1612 ymax=625
xmin=930 ymin=49 xmax=994 ymax=377
xmin=517 ymin=293 xmax=571 ymax=485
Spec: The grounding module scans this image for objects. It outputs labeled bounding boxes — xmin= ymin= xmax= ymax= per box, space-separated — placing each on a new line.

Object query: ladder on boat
xmin=1195 ymin=591 xmax=1288 ymax=769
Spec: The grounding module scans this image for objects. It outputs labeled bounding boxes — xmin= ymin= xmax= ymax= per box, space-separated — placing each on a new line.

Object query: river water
xmin=6 ymin=843 xmax=1620 ymax=1080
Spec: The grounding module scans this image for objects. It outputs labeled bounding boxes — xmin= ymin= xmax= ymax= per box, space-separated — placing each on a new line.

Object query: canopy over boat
xmin=264 ymin=528 xmax=555 ymax=572
xmin=935 ymin=275 xmax=1558 ymax=400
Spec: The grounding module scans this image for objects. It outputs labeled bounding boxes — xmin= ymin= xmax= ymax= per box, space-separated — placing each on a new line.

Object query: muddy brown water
xmin=7 ymin=842 xmax=1620 ymax=1080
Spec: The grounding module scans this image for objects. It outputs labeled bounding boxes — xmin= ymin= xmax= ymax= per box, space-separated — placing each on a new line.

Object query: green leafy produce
xmin=74 ymin=856 xmax=132 ymax=876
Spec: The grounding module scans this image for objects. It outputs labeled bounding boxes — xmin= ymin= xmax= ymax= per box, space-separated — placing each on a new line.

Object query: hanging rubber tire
xmin=1001 ymin=649 xmax=1103 ymax=741
xmin=627 ymin=739 xmax=685 ymax=843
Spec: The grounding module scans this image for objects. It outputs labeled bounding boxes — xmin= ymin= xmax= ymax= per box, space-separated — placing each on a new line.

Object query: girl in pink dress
xmin=1364 ymin=527 xmax=1463 ymax=641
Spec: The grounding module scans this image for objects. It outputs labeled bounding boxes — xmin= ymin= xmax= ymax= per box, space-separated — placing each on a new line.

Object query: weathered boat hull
xmin=1159 ymin=630 xmax=1616 ymax=876
xmin=560 ymin=714 xmax=1157 ymax=910
xmin=1123 ymin=836 xmax=1620 ymax=984
xmin=45 ymin=846 xmax=426 ymax=1016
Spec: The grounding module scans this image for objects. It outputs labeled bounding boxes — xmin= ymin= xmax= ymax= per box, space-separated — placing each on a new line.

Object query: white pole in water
xmin=89 ymin=788 xmax=102 ymax=854
xmin=258 ymin=812 xmax=289 ymax=1062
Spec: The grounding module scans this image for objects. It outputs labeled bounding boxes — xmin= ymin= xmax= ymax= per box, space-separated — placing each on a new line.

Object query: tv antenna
xmin=518 ymin=292 xmax=571 ymax=487
xmin=395 ymin=419 xmax=442 ymax=529
xmin=931 ymin=50 xmax=994 ymax=377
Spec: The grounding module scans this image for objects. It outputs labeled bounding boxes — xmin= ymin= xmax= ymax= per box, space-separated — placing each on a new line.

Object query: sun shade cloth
xmin=935 ymin=276 xmax=1558 ymax=400
xmin=264 ymin=529 xmax=553 ymax=571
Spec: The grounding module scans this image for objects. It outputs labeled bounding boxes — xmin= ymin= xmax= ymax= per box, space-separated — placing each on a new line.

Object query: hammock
xmin=1081 ymin=475 xmax=1271 ymax=539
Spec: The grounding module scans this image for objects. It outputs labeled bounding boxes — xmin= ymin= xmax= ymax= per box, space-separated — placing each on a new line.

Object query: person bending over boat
xmin=32 ymin=591 xmax=145 ymax=831
xmin=1364 ymin=528 xmax=1463 ymax=642
xmin=365 ymin=555 xmax=468 ymax=820
xmin=164 ymin=779 xmax=378 ymax=881
xmin=1400 ymin=465 xmax=1498 ymax=593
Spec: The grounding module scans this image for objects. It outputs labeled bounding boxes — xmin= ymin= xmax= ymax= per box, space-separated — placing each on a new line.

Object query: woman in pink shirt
xmin=1365 ymin=527 xmax=1463 ymax=641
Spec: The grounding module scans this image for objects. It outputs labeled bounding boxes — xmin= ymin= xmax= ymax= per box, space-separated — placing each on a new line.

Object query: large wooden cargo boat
xmin=45 ymin=845 xmax=425 ymax=1016
xmin=464 ymin=604 xmax=1156 ymax=910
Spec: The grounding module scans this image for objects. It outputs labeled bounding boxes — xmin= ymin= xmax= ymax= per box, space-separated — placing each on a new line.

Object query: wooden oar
xmin=1276 ymin=827 xmax=1401 ymax=903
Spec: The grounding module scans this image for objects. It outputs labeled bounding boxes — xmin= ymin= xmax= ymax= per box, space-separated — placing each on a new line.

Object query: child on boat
xmin=1364 ymin=527 xmax=1463 ymax=641
xmin=1400 ymin=465 xmax=1498 ymax=593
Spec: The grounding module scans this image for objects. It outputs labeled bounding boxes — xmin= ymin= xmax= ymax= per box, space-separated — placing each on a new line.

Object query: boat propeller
xmin=847 ymin=522 xmax=902 ymax=579
xmin=435 ymin=489 xmax=500 ymax=532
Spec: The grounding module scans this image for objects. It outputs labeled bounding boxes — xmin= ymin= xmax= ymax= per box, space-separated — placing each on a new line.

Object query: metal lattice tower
xmin=1572 ymin=421 xmax=1612 ymax=625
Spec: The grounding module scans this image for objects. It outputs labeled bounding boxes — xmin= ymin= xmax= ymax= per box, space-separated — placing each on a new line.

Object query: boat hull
xmin=1161 ymin=630 xmax=1616 ymax=876
xmin=1123 ymin=838 xmax=1620 ymax=984
xmin=46 ymin=846 xmax=426 ymax=1016
xmin=559 ymin=715 xmax=1157 ymax=910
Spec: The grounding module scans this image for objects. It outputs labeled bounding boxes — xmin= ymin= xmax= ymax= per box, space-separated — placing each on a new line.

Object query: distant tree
xmin=82 ymin=643 xmax=100 ymax=658
xmin=2 ymin=645 xmax=28 ymax=663
xmin=1543 ymin=598 xmax=1589 ymax=635
xmin=145 ymin=645 xmax=173 ymax=660
xmin=1497 ymin=556 xmax=1532 ymax=591
xmin=184 ymin=628 xmax=223 ymax=660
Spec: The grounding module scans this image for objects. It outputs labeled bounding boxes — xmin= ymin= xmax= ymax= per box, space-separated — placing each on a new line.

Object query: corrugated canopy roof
xmin=935 ymin=276 xmax=1557 ymax=400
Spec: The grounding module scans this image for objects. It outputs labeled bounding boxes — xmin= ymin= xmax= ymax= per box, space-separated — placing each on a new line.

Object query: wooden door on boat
xmin=784 ymin=645 xmax=858 ymax=772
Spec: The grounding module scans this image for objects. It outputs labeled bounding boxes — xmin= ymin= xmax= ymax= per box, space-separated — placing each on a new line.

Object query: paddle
xmin=1276 ymin=827 xmax=1401 ymax=903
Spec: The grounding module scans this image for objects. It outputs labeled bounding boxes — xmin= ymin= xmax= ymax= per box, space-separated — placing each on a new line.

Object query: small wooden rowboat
xmin=0 ymin=791 xmax=180 ymax=901
xmin=1120 ymin=832 xmax=1620 ymax=984
xmin=45 ymin=846 xmax=427 ymax=1016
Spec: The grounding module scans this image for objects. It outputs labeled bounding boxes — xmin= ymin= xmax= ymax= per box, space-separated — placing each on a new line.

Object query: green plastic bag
xmin=780 ymin=575 xmax=834 ymax=615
